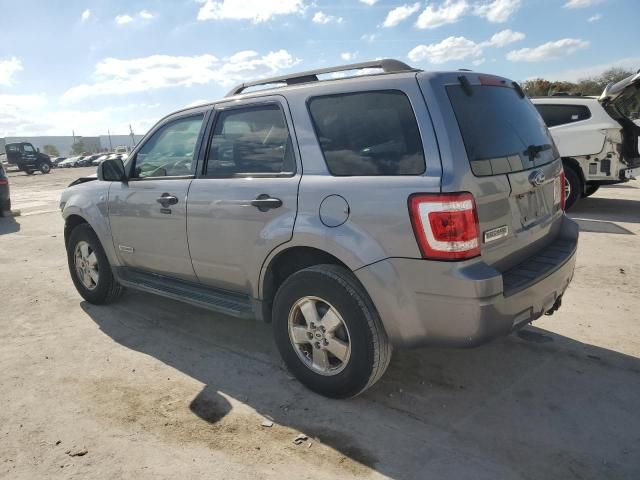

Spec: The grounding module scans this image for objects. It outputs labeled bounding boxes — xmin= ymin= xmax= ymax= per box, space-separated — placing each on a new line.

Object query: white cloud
xmin=507 ymin=38 xmax=589 ymax=62
xmin=0 ymin=57 xmax=22 ymax=86
xmin=341 ymin=52 xmax=358 ymax=61
xmin=587 ymin=13 xmax=602 ymax=22
xmin=415 ymin=0 xmax=469 ymax=29
xmin=62 ymin=50 xmax=299 ymax=102
xmin=115 ymin=14 xmax=134 ymax=25
xmin=564 ymin=0 xmax=603 ymax=8
xmin=382 ymin=3 xmax=421 ymax=27
xmin=361 ymin=33 xmax=379 ymax=43
xmin=483 ymin=29 xmax=525 ymax=47
xmin=312 ymin=11 xmax=343 ymax=24
xmin=474 ymin=0 xmax=520 ymax=22
xmin=81 ymin=9 xmax=91 ymax=22
xmin=139 ymin=10 xmax=154 ymax=20
xmin=408 ymin=36 xmax=483 ymax=64
xmin=472 ymin=57 xmax=486 ymax=66
xmin=359 ymin=0 xmax=378 ymax=4
xmin=197 ymin=0 xmax=306 ymax=23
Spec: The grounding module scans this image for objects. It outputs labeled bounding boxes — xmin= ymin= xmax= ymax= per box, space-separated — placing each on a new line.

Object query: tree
xmin=521 ymin=67 xmax=636 ymax=99
xmin=42 ymin=144 xmax=59 ymax=157
xmin=70 ymin=139 xmax=85 ymax=156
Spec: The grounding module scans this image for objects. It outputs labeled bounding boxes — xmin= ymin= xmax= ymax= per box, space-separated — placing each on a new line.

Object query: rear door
xmin=420 ymin=73 xmax=564 ymax=270
xmin=187 ymin=96 xmax=300 ymax=295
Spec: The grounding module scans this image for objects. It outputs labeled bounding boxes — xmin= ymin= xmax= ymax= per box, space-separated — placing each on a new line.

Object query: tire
xmin=272 ymin=264 xmax=392 ymax=399
xmin=564 ymin=167 xmax=582 ymax=210
xmin=66 ymin=223 xmax=124 ymax=304
xmin=39 ymin=162 xmax=51 ymax=174
xmin=584 ymin=184 xmax=600 ymax=198
xmin=25 ymin=169 xmax=34 ymax=175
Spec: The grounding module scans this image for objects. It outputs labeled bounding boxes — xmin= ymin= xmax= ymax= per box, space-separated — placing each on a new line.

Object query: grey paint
xmin=61 ymin=68 xmax=579 ymax=348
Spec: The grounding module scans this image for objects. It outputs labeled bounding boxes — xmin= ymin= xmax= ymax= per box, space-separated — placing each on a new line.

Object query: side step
xmin=114 ymin=268 xmax=255 ymax=319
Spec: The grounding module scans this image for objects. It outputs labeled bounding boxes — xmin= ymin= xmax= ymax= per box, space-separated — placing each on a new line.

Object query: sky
xmin=0 ymin=0 xmax=638 ymax=137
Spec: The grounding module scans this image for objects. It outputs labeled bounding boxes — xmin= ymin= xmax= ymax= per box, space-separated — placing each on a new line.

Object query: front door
xmin=187 ymin=97 xmax=300 ymax=295
xmin=108 ymin=112 xmax=207 ymax=281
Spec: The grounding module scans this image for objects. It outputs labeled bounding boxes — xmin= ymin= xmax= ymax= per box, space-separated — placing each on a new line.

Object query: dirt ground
xmin=1 ymin=166 xmax=639 ymax=479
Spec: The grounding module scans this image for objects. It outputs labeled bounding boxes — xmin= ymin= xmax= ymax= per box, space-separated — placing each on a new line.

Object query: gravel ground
xmin=1 ymin=167 xmax=639 ymax=479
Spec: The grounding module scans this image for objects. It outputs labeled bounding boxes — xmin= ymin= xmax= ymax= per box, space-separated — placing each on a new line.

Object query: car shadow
xmin=80 ymin=293 xmax=640 ymax=479
xmin=0 ymin=215 xmax=20 ymax=235
xmin=570 ymin=196 xmax=640 ymax=225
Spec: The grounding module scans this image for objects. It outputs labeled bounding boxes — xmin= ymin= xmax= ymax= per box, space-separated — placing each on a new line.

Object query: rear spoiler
xmin=598 ymin=70 xmax=640 ymax=105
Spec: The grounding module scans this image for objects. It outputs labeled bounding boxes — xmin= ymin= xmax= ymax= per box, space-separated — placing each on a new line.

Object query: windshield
xmin=447 ymin=85 xmax=557 ymax=176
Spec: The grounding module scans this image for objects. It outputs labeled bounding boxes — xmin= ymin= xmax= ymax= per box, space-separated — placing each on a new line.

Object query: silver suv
xmin=61 ymin=59 xmax=579 ymax=398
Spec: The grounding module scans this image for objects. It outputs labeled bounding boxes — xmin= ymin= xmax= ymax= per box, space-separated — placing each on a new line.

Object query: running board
xmin=114 ymin=268 xmax=255 ymax=319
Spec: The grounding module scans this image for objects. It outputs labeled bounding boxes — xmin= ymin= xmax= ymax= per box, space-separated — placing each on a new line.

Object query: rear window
xmin=308 ymin=90 xmax=426 ymax=176
xmin=447 ymin=85 xmax=557 ymax=176
xmin=534 ymin=104 xmax=591 ymax=127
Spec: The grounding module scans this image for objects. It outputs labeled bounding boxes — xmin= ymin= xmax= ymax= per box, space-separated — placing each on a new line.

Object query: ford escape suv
xmin=61 ymin=59 xmax=578 ymax=398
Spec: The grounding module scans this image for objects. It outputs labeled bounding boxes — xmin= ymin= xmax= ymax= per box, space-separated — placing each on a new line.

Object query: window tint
xmin=206 ymin=104 xmax=294 ymax=177
xmin=308 ymin=91 xmax=425 ymax=176
xmin=133 ymin=114 xmax=204 ymax=178
xmin=447 ymin=85 xmax=557 ymax=176
xmin=534 ymin=104 xmax=591 ymax=127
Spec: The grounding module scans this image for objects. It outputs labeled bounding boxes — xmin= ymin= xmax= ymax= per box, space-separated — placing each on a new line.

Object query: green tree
xmin=70 ymin=139 xmax=85 ymax=156
xmin=42 ymin=144 xmax=59 ymax=157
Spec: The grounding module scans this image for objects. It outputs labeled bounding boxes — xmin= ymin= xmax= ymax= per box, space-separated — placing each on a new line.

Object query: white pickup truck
xmin=532 ymin=71 xmax=640 ymax=209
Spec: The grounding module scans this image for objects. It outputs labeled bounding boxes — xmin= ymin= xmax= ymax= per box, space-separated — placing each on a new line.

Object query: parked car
xmin=60 ymin=59 xmax=578 ymax=398
xmin=77 ymin=155 xmax=100 ymax=167
xmin=92 ymin=154 xmax=111 ymax=166
xmin=4 ymin=142 xmax=53 ymax=174
xmin=531 ymin=71 xmax=640 ymax=209
xmin=51 ymin=156 xmax=68 ymax=166
xmin=0 ymin=162 xmax=10 ymax=215
xmin=58 ymin=156 xmax=81 ymax=168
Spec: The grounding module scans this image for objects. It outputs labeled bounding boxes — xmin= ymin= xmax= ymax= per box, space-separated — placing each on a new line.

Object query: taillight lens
xmin=408 ymin=193 xmax=481 ymax=260
xmin=0 ymin=178 xmax=7 ymax=185
xmin=554 ymin=169 xmax=566 ymax=211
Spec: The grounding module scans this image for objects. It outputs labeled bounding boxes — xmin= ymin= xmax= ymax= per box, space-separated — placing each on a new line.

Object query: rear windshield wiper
xmin=523 ymin=144 xmax=552 ymax=162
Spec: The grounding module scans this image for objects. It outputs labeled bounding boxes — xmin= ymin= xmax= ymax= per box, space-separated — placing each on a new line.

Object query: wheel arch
xmin=562 ymin=157 xmax=586 ymax=185
xmin=64 ymin=214 xmax=90 ymax=246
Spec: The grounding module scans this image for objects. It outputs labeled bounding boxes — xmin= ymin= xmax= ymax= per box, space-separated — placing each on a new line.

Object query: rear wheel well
xmin=562 ymin=157 xmax=585 ymax=185
xmin=261 ymin=247 xmax=350 ymax=323
xmin=64 ymin=215 xmax=88 ymax=246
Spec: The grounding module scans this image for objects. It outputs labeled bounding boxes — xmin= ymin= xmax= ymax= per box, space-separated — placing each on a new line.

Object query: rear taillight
xmin=0 ymin=178 xmax=7 ymax=185
xmin=408 ymin=193 xmax=481 ymax=261
xmin=554 ymin=169 xmax=566 ymax=211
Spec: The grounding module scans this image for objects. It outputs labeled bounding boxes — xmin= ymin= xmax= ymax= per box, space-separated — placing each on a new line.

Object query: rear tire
xmin=25 ymin=169 xmax=34 ymax=175
xmin=66 ymin=224 xmax=124 ymax=304
xmin=272 ymin=264 xmax=391 ymax=399
xmin=584 ymin=184 xmax=600 ymax=197
xmin=564 ymin=167 xmax=582 ymax=210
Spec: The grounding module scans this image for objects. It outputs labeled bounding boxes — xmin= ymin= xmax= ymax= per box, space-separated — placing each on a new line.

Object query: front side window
xmin=23 ymin=144 xmax=35 ymax=153
xmin=308 ymin=91 xmax=426 ymax=176
xmin=534 ymin=104 xmax=591 ymax=127
xmin=133 ymin=114 xmax=204 ymax=178
xmin=206 ymin=104 xmax=294 ymax=177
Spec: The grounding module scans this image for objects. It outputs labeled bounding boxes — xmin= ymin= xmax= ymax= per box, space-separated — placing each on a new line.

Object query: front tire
xmin=39 ymin=162 xmax=51 ymax=174
xmin=272 ymin=264 xmax=391 ymax=399
xmin=564 ymin=167 xmax=582 ymax=210
xmin=66 ymin=224 xmax=124 ymax=304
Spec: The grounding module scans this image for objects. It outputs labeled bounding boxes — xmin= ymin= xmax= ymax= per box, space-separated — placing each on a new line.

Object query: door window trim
xmin=199 ymin=100 xmax=297 ymax=179
xmin=126 ymin=110 xmax=210 ymax=181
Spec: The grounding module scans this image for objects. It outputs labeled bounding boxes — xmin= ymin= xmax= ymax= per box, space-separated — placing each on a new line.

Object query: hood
xmin=598 ymin=71 xmax=640 ymax=106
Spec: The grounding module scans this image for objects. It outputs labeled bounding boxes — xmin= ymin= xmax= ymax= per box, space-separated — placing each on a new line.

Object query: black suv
xmin=5 ymin=142 xmax=53 ymax=175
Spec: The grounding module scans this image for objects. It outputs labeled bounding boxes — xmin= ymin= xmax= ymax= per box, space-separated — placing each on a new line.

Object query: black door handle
xmin=156 ymin=193 xmax=179 ymax=207
xmin=251 ymin=194 xmax=282 ymax=212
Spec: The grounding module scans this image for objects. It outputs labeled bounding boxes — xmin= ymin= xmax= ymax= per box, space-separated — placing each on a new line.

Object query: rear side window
xmin=447 ymin=85 xmax=557 ymax=176
xmin=534 ymin=104 xmax=591 ymax=127
xmin=308 ymin=91 xmax=425 ymax=176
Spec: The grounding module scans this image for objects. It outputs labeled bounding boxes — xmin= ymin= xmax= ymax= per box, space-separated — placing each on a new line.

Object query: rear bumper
xmin=355 ymin=216 xmax=579 ymax=348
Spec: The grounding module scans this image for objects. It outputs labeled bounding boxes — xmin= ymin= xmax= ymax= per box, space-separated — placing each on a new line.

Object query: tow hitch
xmin=545 ymin=296 xmax=563 ymax=316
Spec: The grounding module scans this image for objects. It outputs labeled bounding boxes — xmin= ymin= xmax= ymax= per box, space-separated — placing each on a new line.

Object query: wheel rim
xmin=41 ymin=164 xmax=50 ymax=173
xmin=287 ymin=296 xmax=352 ymax=376
xmin=564 ymin=177 xmax=571 ymax=201
xmin=74 ymin=241 xmax=99 ymax=290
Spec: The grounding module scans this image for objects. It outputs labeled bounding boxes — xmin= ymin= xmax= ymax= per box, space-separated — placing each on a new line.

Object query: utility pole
xmin=108 ymin=129 xmax=113 ymax=151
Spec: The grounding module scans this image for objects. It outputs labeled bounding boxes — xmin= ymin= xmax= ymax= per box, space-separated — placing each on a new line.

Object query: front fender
xmin=61 ymin=182 xmax=120 ymax=266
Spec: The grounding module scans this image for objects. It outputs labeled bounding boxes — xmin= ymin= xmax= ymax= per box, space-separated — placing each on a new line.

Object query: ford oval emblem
xmin=529 ymin=170 xmax=546 ymax=187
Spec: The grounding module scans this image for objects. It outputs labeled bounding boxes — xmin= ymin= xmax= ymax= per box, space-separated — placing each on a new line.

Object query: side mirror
xmin=98 ymin=158 xmax=126 ymax=182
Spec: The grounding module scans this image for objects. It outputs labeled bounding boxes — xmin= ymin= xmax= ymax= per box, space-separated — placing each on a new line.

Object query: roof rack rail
xmin=225 ymin=58 xmax=417 ymax=97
